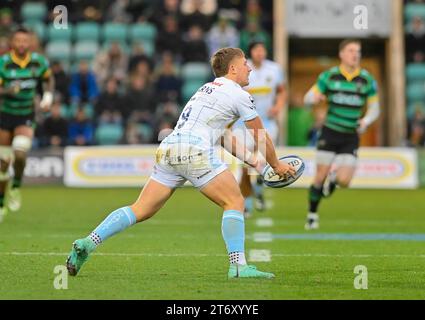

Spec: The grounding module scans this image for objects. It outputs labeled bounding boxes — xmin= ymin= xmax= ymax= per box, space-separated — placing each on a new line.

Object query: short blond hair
xmin=210 ymin=47 xmax=245 ymax=77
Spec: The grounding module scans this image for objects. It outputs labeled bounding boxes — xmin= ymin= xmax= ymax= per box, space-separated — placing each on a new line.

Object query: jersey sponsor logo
xmin=10 ymin=79 xmax=37 ymax=90
xmin=331 ymin=92 xmax=364 ymax=106
xmin=20 ymin=79 xmax=38 ymax=89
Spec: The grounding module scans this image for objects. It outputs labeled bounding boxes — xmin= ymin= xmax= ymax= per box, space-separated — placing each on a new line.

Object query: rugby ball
xmin=262 ymin=155 xmax=305 ymax=188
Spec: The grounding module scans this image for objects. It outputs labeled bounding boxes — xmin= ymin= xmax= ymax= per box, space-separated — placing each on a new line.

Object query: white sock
xmin=229 ymin=252 xmax=247 ymax=265
xmin=89 ymin=232 xmax=102 ymax=247
xmin=307 ymin=212 xmax=319 ymax=221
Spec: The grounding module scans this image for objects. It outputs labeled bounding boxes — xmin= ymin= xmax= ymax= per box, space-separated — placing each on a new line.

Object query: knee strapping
xmin=12 ymin=135 xmax=32 ymax=153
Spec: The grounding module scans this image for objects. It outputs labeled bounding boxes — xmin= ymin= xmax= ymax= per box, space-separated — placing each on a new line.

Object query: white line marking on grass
xmin=252 ymin=232 xmax=273 ymax=242
xmin=255 ymin=218 xmax=274 ymax=227
xmin=1 ymin=252 xmax=425 ymax=258
xmin=249 ymin=249 xmax=271 ymax=262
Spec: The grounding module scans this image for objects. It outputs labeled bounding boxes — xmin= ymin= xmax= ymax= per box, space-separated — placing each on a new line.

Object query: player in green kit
xmin=303 ymin=39 xmax=380 ymax=230
xmin=0 ymin=27 xmax=54 ymax=221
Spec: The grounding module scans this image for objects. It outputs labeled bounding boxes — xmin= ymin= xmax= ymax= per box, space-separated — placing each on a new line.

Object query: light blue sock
xmin=221 ymin=210 xmax=245 ymax=253
xmin=88 ymin=206 xmax=137 ymax=246
xmin=245 ymin=197 xmax=253 ymax=213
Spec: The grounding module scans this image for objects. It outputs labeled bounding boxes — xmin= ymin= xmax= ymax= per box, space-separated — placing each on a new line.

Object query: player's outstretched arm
xmin=244 ymin=116 xmax=295 ymax=178
xmin=220 ymin=130 xmax=263 ymax=174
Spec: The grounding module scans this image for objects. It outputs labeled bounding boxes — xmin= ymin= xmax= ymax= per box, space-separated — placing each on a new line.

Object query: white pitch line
xmin=255 ymin=218 xmax=274 ymax=227
xmin=252 ymin=232 xmax=273 ymax=242
xmin=249 ymin=249 xmax=271 ymax=262
xmin=0 ymin=252 xmax=221 ymax=257
xmin=1 ymin=252 xmax=425 ymax=258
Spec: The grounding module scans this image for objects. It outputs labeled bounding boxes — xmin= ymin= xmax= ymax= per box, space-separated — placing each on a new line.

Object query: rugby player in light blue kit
xmin=66 ymin=48 xmax=295 ymax=279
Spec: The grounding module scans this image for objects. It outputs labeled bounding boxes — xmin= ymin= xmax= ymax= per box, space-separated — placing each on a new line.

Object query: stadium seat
xmin=129 ymin=23 xmax=157 ymax=42
xmin=137 ymin=123 xmax=153 ymax=142
xmin=95 ymin=124 xmax=124 ymax=145
xmin=60 ymin=104 xmax=72 ymax=119
xmin=83 ymin=103 xmax=95 ymax=119
xmin=45 ymin=41 xmax=72 ymax=64
xmin=406 ymin=63 xmax=425 ymax=82
xmin=407 ymin=101 xmax=425 ymax=119
xmin=21 ymin=2 xmax=48 ymax=23
xmin=406 ymin=82 xmax=425 ymax=102
xmin=405 ymin=3 xmax=425 ymax=21
xmin=47 ymin=23 xmax=73 ymax=42
xmin=74 ymin=22 xmax=100 ymax=42
xmin=24 ymin=21 xmax=46 ymax=42
xmin=102 ymin=23 xmax=128 ymax=43
xmin=73 ymin=41 xmax=99 ymax=63
xmin=182 ymin=80 xmax=204 ymax=102
xmin=181 ymin=63 xmax=211 ymax=82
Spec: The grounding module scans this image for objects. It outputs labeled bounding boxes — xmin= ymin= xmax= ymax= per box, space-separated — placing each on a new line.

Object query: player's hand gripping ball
xmin=262 ymin=155 xmax=305 ymax=188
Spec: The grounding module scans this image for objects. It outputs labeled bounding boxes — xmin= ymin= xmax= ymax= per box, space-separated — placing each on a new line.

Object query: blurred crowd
xmin=405 ymin=0 xmax=425 ymax=146
xmin=0 ymin=0 xmax=272 ymax=148
xmin=1 ymin=0 xmax=424 ymax=148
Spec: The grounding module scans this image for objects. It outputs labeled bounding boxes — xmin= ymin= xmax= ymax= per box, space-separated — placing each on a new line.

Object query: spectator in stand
xmin=206 ymin=11 xmax=239 ymax=56
xmin=42 ymin=101 xmax=69 ymax=147
xmin=156 ymin=15 xmax=183 ymax=57
xmin=154 ymin=51 xmax=182 ymax=103
xmin=95 ymin=78 xmax=124 ymax=125
xmin=180 ymin=0 xmax=216 ymax=31
xmin=93 ymin=42 xmax=129 ymax=89
xmin=123 ymin=75 xmax=156 ymax=125
xmin=154 ymin=101 xmax=180 ymax=142
xmin=128 ymin=42 xmax=154 ymax=74
xmin=412 ymin=51 xmax=425 ymax=63
xmin=131 ymin=58 xmax=154 ymax=84
xmin=106 ymin=0 xmax=132 ymax=23
xmin=151 ymin=0 xmax=181 ymax=28
xmin=181 ymin=25 xmax=209 ymax=63
xmin=0 ymin=8 xmax=15 ymax=39
xmin=51 ymin=61 xmax=70 ymax=104
xmin=239 ymin=18 xmax=272 ymax=55
xmin=406 ymin=16 xmax=425 ymax=62
xmin=68 ymin=108 xmax=94 ymax=146
xmin=0 ymin=36 xmax=9 ymax=55
xmin=70 ymin=60 xmax=99 ymax=106
xmin=408 ymin=105 xmax=425 ymax=146
xmin=125 ymin=121 xmax=156 ymax=144
xmin=240 ymin=0 xmax=272 ymax=31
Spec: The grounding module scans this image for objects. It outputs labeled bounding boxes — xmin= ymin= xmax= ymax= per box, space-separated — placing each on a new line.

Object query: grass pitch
xmin=0 ymin=186 xmax=424 ymax=300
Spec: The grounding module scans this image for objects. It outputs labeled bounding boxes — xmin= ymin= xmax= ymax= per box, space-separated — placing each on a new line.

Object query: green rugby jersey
xmin=312 ymin=66 xmax=378 ymax=134
xmin=0 ymin=51 xmax=51 ymax=116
